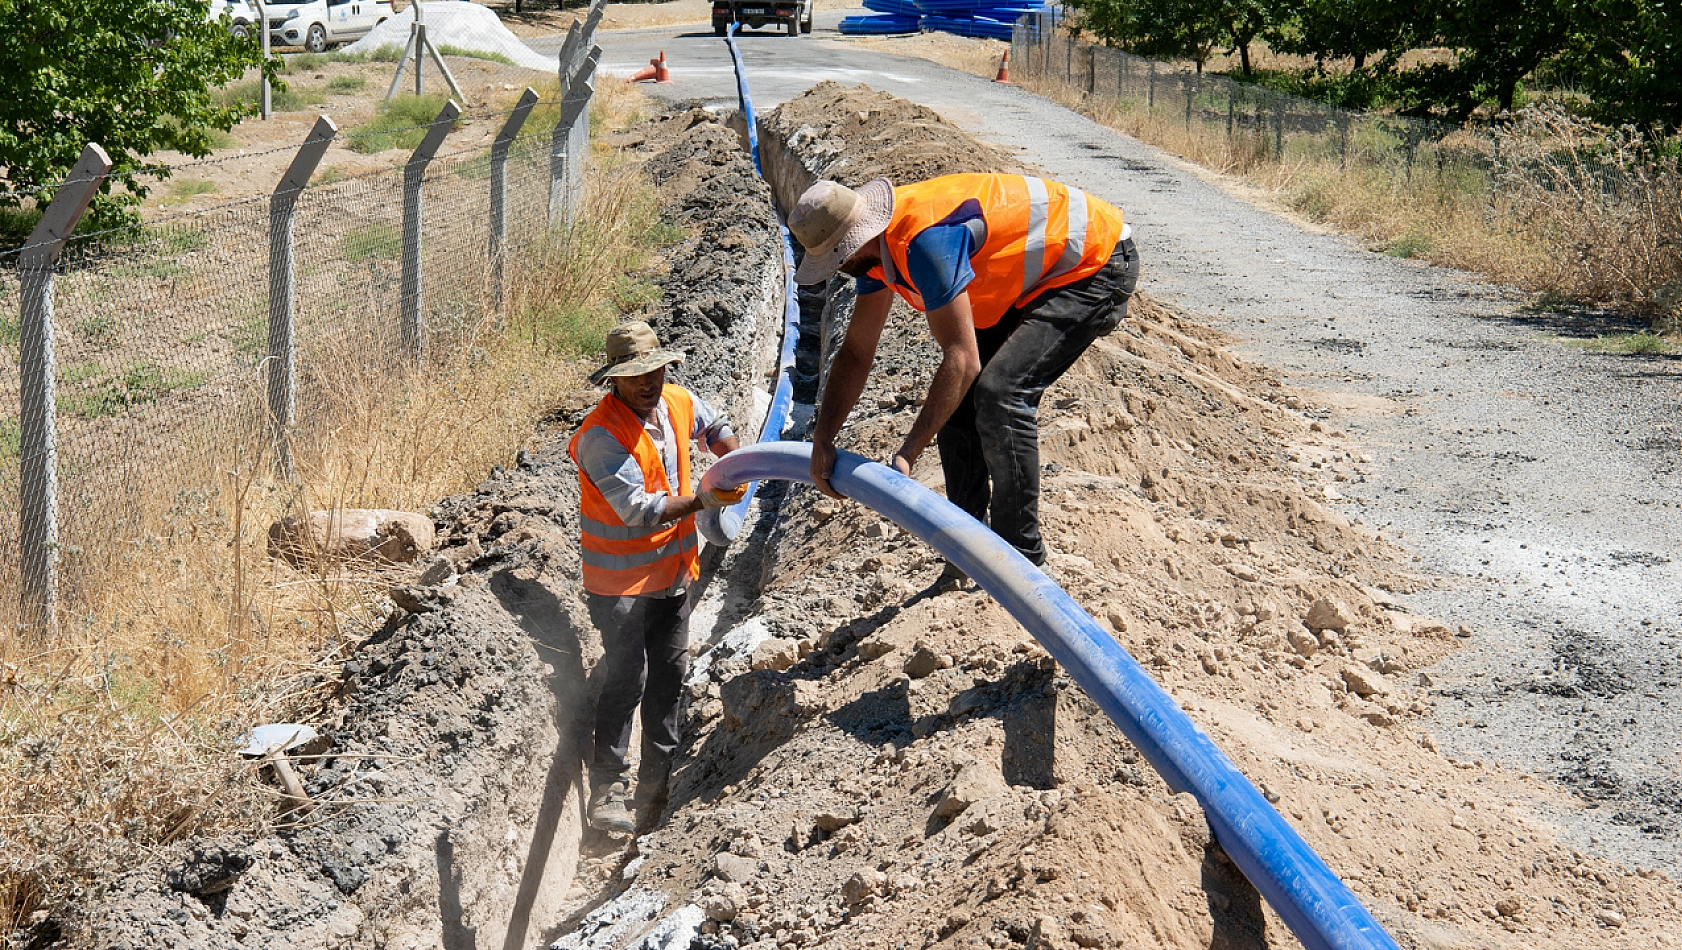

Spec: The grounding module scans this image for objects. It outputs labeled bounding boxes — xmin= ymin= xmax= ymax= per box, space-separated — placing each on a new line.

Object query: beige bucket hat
xmin=590 ymin=321 xmax=685 ymax=385
xmin=789 ymin=178 xmax=896 ymax=285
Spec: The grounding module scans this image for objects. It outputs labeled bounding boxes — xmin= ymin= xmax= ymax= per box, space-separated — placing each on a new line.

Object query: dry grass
xmin=1008 ymin=45 xmax=1678 ymax=325
xmin=0 ymin=84 xmax=664 ymax=943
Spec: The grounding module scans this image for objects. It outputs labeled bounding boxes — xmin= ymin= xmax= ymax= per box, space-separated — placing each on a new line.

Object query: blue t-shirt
xmin=856 ymin=200 xmax=986 ymax=311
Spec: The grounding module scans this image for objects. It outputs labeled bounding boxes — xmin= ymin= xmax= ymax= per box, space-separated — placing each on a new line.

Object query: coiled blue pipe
xmin=699 ymin=442 xmax=1401 ymax=950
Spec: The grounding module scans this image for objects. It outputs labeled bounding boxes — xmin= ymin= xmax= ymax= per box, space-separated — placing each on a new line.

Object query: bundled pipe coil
xmin=841 ymin=0 xmax=1047 ymax=39
xmin=839 ymin=12 xmax=921 ymax=33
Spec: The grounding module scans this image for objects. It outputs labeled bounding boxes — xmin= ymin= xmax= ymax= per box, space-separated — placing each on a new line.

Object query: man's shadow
xmin=1201 ymin=839 xmax=1268 ymax=949
xmin=483 ymin=564 xmax=592 ymax=950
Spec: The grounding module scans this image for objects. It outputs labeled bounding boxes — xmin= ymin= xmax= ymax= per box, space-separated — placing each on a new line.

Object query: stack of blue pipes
xmin=839 ymin=0 xmax=1047 ymax=37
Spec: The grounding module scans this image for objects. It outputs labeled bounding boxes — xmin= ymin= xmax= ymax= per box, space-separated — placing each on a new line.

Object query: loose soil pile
xmin=50 ymin=108 xmax=781 ymax=950
xmin=550 ymin=84 xmax=1682 ymax=949
xmin=52 ymin=84 xmax=1682 ymax=950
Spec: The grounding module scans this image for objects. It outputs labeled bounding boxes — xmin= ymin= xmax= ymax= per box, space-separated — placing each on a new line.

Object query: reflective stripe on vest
xmin=871 ymin=173 xmax=1125 ymax=330
xmin=566 ymin=385 xmax=701 ymax=596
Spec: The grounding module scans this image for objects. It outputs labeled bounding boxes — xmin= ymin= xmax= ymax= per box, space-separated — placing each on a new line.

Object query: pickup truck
xmin=267 ymin=0 xmax=393 ymax=52
xmin=712 ymin=0 xmax=812 ymax=37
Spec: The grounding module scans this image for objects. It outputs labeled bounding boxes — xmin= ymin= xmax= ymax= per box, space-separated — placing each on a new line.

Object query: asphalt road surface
xmin=540 ymin=16 xmax=1682 ymax=874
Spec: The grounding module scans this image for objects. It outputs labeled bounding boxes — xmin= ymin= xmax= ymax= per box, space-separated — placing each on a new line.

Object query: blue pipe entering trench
xmin=707 ymin=25 xmax=1398 ymax=950
xmin=700 ymin=442 xmax=1401 ymax=950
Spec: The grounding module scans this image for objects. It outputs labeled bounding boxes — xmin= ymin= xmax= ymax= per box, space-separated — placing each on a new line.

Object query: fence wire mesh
xmin=1 ymin=64 xmax=589 ymax=631
xmin=1013 ymin=16 xmax=1502 ymax=194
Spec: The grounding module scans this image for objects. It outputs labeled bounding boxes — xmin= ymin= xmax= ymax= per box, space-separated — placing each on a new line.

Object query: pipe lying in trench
xmin=697 ymin=22 xmax=801 ymax=547
xmin=699 ymin=442 xmax=1401 ymax=950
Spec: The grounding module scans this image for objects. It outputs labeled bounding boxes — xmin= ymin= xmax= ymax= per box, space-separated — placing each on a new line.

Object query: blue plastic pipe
xmin=699 ymin=442 xmax=1402 ymax=950
xmin=701 ymin=24 xmax=800 ymax=544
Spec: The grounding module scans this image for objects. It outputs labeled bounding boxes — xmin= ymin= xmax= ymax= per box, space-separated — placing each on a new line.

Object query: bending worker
xmin=568 ymin=321 xmax=744 ymax=835
xmin=789 ymin=173 xmax=1139 ymax=569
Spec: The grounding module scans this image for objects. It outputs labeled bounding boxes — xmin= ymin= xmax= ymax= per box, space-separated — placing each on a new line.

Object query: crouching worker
xmin=568 ymin=321 xmax=744 ymax=834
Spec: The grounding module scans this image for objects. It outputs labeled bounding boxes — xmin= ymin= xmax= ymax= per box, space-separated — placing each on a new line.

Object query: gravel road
xmin=558 ymin=16 xmax=1682 ymax=875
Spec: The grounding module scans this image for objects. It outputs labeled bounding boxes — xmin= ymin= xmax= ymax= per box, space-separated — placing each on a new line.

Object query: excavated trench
xmin=63 ymin=86 xmax=1682 ymax=950
xmin=62 ymin=107 xmax=787 ymax=950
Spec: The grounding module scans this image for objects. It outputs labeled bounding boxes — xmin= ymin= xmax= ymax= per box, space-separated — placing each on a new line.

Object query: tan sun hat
xmin=789 ymin=178 xmax=895 ymax=285
xmin=589 ymin=320 xmax=684 ymax=385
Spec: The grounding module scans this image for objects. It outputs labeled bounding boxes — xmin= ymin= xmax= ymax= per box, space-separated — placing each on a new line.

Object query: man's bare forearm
xmin=898 ymin=347 xmax=978 ymax=465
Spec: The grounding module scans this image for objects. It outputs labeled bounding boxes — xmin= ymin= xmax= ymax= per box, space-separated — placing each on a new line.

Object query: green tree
xmin=0 ymin=0 xmax=277 ymax=227
xmin=1558 ymin=0 xmax=1682 ymax=131
xmin=1391 ymin=0 xmax=1574 ymax=122
xmin=1266 ymin=0 xmax=1412 ymax=71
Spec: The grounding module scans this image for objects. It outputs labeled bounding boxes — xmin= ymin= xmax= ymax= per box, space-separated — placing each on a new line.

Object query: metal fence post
xmin=267 ymin=116 xmax=337 ymax=482
xmin=1186 ymin=76 xmax=1195 ymax=130
xmin=254 ymin=0 xmax=272 ymax=119
xmin=17 ymin=144 xmax=111 ymax=631
xmin=1147 ymin=61 xmax=1156 ymax=110
xmin=491 ymin=87 xmax=540 ymax=316
xmin=401 ymin=99 xmax=462 ymax=358
xmin=1087 ymin=45 xmax=1097 ymax=95
xmin=1274 ymin=94 xmax=1285 ymax=160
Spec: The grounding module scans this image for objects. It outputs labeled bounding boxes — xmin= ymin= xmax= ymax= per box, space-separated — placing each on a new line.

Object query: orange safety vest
xmin=567 ymin=385 xmax=700 ymax=597
xmin=869 ymin=173 xmax=1125 ymax=330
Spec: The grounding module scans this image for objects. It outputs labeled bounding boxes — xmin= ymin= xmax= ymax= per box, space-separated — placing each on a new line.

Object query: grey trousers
xmin=587 ymin=591 xmax=689 ymax=792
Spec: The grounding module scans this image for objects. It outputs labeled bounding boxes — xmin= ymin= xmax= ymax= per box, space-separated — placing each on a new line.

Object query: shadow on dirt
xmin=489 ymin=565 xmax=593 ymax=950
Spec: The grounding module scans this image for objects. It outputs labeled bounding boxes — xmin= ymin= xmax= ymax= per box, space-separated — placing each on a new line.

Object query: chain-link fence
xmin=1013 ymin=14 xmax=1500 ymax=188
xmin=0 ymin=2 xmax=604 ymax=631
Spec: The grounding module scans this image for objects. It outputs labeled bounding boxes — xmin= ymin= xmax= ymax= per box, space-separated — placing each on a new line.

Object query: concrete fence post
xmin=549 ymin=43 xmax=600 ymax=227
xmin=490 ymin=87 xmax=541 ymax=317
xmin=267 ymin=116 xmax=337 ymax=482
xmin=17 ymin=143 xmax=111 ymax=631
xmin=400 ymin=99 xmax=462 ymax=359
xmin=568 ymin=46 xmax=601 ymax=212
xmin=548 ymin=21 xmax=585 ymax=225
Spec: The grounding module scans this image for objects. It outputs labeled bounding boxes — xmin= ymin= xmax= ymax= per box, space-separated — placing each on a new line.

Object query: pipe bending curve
xmin=701 ymin=441 xmax=1400 ymax=950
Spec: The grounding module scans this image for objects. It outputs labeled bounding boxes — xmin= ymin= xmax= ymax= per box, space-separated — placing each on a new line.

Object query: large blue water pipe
xmin=700 ymin=443 xmax=1401 ymax=950
xmin=697 ymin=23 xmax=801 ymax=545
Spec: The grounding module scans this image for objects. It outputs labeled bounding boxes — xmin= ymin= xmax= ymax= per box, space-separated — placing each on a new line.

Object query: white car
xmin=269 ymin=0 xmax=393 ymax=53
xmin=206 ymin=0 xmax=260 ymax=39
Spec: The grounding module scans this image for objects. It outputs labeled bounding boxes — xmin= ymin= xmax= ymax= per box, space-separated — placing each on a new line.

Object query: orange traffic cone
xmin=626 ymin=60 xmax=657 ymax=83
xmin=654 ymin=50 xmax=671 ymax=83
xmin=993 ymin=49 xmax=1011 ymax=83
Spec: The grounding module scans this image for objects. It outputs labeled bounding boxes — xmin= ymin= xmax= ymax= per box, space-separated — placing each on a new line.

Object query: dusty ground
xmin=548 ymin=83 xmax=1682 ymax=949
xmin=48 ymin=105 xmax=782 ymax=950
xmin=42 ymin=50 xmax=1682 ymax=950
xmin=145 ymin=54 xmax=554 ymax=217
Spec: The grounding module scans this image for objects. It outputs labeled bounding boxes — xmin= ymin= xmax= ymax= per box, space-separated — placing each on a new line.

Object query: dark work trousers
xmin=937 ymin=237 xmax=1140 ymax=565
xmin=587 ymin=591 xmax=690 ymax=794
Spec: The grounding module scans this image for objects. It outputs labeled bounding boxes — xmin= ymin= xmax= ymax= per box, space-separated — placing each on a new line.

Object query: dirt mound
xmin=52 ymin=108 xmax=784 ymax=950
xmin=546 ymin=85 xmax=1682 ymax=949
xmin=760 ymin=81 xmax=1025 ymax=187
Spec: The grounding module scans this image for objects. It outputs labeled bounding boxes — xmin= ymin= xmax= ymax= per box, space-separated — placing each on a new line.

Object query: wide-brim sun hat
xmin=789 ymin=178 xmax=895 ymax=285
xmin=589 ymin=320 xmax=685 ymax=385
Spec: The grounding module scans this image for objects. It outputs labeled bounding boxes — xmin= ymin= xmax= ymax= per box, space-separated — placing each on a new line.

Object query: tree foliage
xmin=0 ymin=0 xmax=277 ymax=227
xmin=1063 ymin=0 xmax=1682 ymax=129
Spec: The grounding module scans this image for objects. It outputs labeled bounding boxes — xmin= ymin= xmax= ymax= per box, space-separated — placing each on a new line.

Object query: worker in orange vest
xmin=568 ymin=321 xmax=744 ymax=834
xmin=789 ymin=174 xmax=1139 ymax=574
